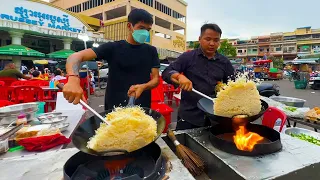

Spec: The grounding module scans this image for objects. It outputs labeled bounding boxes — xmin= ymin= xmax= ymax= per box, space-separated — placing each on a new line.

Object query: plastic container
xmin=49 ymin=80 xmax=55 ymax=88
xmin=16 ymin=113 xmax=27 ymax=125
xmin=294 ymin=80 xmax=308 ymax=89
xmin=36 ymin=102 xmax=46 ymax=115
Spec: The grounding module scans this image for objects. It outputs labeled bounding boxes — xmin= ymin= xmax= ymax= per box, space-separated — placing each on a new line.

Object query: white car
xmin=99 ymin=63 xmax=109 ymax=78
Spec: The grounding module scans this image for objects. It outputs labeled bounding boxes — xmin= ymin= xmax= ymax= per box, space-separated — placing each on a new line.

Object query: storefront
xmin=0 ymin=0 xmax=107 ymax=69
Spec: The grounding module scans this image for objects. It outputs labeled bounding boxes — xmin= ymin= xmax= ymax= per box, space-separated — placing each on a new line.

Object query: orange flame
xmin=233 ymin=126 xmax=264 ymax=152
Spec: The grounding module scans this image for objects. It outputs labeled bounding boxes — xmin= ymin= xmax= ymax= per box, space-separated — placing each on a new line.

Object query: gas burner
xmin=63 ymin=143 xmax=166 ymax=180
xmin=209 ymin=123 xmax=282 ymax=156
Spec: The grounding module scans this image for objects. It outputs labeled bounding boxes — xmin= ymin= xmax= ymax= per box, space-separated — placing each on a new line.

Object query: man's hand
xmin=178 ymin=74 xmax=193 ymax=91
xmin=63 ymin=77 xmax=83 ymax=104
xmin=127 ymin=84 xmax=146 ymax=99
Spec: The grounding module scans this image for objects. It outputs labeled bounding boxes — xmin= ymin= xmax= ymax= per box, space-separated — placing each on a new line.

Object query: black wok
xmin=197 ymin=98 xmax=268 ymax=125
xmin=71 ymin=97 xmax=166 ymax=156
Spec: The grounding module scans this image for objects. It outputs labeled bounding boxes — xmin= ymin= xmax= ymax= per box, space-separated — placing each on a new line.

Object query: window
xmin=238 ymin=50 xmax=242 ymax=53
xmin=139 ymin=0 xmax=153 ymax=7
xmin=252 ymin=49 xmax=257 ymax=52
xmin=155 ymin=1 xmax=172 ymax=16
xmin=275 ymin=47 xmax=281 ymax=51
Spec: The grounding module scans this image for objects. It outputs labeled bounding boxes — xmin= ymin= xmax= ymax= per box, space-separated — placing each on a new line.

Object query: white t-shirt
xmin=52 ymin=75 xmax=66 ymax=81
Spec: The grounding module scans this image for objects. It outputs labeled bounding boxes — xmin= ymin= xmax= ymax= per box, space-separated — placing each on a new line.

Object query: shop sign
xmin=0 ymin=0 xmax=86 ymax=33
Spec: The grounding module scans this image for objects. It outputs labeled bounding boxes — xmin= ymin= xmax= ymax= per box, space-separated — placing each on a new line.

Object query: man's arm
xmin=162 ymin=53 xmax=193 ymax=91
xmin=63 ymin=42 xmax=114 ymax=104
xmin=66 ymin=49 xmax=97 ymax=76
xmin=15 ymin=70 xmax=31 ymax=80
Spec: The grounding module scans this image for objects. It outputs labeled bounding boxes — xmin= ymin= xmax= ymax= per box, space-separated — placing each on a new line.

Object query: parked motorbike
xmin=257 ymin=83 xmax=280 ymax=97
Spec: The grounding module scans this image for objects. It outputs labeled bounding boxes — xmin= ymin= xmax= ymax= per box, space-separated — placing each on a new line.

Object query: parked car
xmin=94 ymin=63 xmax=108 ymax=89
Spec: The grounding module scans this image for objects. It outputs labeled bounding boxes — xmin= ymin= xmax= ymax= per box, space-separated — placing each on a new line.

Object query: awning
xmin=0 ymin=44 xmax=45 ymax=57
xmin=47 ymin=49 xmax=75 ymax=59
xmin=291 ymin=59 xmax=319 ymax=64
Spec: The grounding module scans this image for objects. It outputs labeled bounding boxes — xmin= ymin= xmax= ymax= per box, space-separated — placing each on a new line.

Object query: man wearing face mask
xmin=62 ymin=9 xmax=160 ymax=110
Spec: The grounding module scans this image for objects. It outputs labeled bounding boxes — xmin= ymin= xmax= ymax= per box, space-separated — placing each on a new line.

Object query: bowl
xmin=285 ymin=127 xmax=320 ymax=140
xmin=39 ymin=116 xmax=68 ymax=124
xmin=50 ymin=123 xmax=70 ymax=132
xmin=269 ymin=96 xmax=306 ymax=107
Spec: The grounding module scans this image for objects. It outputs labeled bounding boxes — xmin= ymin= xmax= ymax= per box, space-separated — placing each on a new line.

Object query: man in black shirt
xmin=162 ymin=24 xmax=234 ymax=130
xmin=63 ymin=9 xmax=160 ymax=109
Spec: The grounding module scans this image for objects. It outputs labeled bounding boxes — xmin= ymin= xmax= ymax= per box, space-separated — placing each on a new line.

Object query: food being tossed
xmin=87 ymin=106 xmax=157 ymax=152
xmin=214 ymin=73 xmax=261 ymax=117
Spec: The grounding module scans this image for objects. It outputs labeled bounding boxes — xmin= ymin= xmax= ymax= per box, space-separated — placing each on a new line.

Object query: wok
xmin=72 ymin=101 xmax=166 ymax=156
xmin=197 ymin=98 xmax=268 ymax=125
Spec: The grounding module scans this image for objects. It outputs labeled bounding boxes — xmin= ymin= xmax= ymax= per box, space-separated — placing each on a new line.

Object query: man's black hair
xmin=54 ymin=70 xmax=62 ymax=76
xmin=128 ymin=9 xmax=153 ymax=26
xmin=200 ymin=23 xmax=222 ymax=36
xmin=22 ymin=70 xmax=28 ymax=75
xmin=32 ymin=70 xmax=40 ymax=77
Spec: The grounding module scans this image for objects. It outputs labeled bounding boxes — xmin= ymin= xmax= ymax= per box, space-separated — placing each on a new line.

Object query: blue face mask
xmin=132 ymin=29 xmax=150 ymax=44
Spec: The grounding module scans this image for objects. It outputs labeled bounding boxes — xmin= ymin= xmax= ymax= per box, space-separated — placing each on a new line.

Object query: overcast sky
xmin=185 ymin=0 xmax=320 ymax=41
xmin=42 ymin=0 xmax=320 ymax=41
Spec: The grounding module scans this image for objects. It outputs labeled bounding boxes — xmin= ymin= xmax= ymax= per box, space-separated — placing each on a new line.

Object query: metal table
xmin=0 ymin=109 xmax=85 ymax=159
xmin=178 ymin=127 xmax=320 ymax=180
xmin=287 ymin=117 xmax=320 ymax=132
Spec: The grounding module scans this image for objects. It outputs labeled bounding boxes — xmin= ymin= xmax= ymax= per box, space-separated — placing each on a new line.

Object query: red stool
xmin=151 ymin=102 xmax=173 ymax=133
xmin=0 ymin=81 xmax=4 ymax=87
xmin=262 ymin=106 xmax=287 ymax=132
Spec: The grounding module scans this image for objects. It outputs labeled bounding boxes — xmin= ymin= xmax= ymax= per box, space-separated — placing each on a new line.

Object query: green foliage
xmin=193 ymin=42 xmax=200 ymax=49
xmin=269 ymin=56 xmax=284 ymax=69
xmin=218 ymin=40 xmax=237 ymax=57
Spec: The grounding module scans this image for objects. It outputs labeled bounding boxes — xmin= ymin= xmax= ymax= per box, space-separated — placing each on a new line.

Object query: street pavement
xmin=87 ymin=79 xmax=320 ymax=130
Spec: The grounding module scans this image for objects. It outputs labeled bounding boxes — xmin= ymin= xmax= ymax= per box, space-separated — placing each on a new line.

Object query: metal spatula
xmin=192 ymin=88 xmax=215 ymax=102
xmin=56 ymin=84 xmax=109 ymax=125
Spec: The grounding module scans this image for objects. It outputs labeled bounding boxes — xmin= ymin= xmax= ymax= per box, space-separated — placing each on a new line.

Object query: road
xmin=88 ymin=79 xmax=320 ymax=130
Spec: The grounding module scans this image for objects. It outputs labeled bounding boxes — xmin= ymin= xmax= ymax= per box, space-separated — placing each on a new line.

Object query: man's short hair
xmin=128 ymin=9 xmax=153 ymax=26
xmin=54 ymin=70 xmax=62 ymax=76
xmin=32 ymin=70 xmax=40 ymax=77
xmin=201 ymin=23 xmax=222 ymax=36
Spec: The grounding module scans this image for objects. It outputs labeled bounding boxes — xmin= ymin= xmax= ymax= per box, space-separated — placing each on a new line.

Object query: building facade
xmin=231 ymin=26 xmax=320 ymax=61
xmin=0 ymin=0 xmax=106 ymax=69
xmin=51 ymin=0 xmax=187 ymax=58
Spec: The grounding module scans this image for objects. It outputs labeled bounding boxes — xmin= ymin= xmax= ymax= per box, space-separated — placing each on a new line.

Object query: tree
xmin=193 ymin=42 xmax=200 ymax=49
xmin=218 ymin=40 xmax=237 ymax=57
xmin=269 ymin=56 xmax=284 ymax=69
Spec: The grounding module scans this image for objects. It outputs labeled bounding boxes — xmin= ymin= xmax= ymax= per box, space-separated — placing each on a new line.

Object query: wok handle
xmin=192 ymin=88 xmax=214 ymax=102
xmin=56 ymin=83 xmax=110 ymax=125
xmin=127 ymin=96 xmax=136 ymax=106
xmin=167 ymin=129 xmax=180 ymax=146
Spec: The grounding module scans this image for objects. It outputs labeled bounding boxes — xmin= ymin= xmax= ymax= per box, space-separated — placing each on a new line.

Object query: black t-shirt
xmin=92 ymin=40 xmax=160 ymax=110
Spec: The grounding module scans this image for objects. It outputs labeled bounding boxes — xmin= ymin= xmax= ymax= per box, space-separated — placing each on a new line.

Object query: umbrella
xmin=33 ymin=60 xmax=48 ymax=65
xmin=33 ymin=60 xmax=58 ymax=65
xmin=47 ymin=49 xmax=75 ymax=59
xmin=0 ymin=44 xmax=45 ymax=57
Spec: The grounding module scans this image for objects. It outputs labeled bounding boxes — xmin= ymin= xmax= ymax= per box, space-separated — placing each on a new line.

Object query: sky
xmin=184 ymin=0 xmax=320 ymax=41
xmin=42 ymin=0 xmax=320 ymax=41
